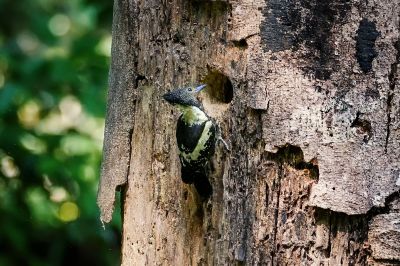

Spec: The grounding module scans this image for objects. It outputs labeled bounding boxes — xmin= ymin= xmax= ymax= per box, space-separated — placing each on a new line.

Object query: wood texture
xmin=98 ymin=0 xmax=400 ymax=264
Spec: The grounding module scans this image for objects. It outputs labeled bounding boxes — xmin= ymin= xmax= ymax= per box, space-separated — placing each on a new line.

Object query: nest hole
xmin=202 ymin=70 xmax=233 ymax=104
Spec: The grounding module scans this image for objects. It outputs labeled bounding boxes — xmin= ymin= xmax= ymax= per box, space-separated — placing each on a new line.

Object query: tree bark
xmin=98 ymin=0 xmax=400 ymax=265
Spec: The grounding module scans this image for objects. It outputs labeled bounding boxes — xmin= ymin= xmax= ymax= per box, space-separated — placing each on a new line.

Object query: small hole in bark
xmin=350 ymin=111 xmax=372 ymax=142
xmin=232 ymin=39 xmax=248 ymax=49
xmin=135 ymin=74 xmax=147 ymax=87
xmin=265 ymin=144 xmax=319 ymax=180
xmin=202 ymin=70 xmax=233 ymax=104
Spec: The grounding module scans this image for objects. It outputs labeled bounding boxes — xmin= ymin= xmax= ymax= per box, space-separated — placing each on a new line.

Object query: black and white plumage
xmin=163 ymin=84 xmax=216 ymax=197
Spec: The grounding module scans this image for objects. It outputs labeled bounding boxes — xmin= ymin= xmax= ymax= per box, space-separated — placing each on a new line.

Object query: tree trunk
xmin=98 ymin=0 xmax=400 ymax=265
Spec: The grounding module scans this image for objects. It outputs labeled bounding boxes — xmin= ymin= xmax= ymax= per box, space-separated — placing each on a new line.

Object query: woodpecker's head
xmin=163 ymin=84 xmax=206 ymax=108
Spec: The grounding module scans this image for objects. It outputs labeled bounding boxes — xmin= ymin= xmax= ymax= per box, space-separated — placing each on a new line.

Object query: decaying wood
xmin=98 ymin=0 xmax=400 ymax=264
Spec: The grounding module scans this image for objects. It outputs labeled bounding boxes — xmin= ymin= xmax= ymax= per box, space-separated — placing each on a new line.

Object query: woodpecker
xmin=163 ymin=84 xmax=216 ymax=197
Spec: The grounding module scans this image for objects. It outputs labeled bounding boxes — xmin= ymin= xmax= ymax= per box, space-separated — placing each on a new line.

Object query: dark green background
xmin=0 ymin=0 xmax=120 ymax=265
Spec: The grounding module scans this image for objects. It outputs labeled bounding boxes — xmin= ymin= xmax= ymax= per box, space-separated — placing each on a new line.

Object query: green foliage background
xmin=0 ymin=0 xmax=121 ymax=265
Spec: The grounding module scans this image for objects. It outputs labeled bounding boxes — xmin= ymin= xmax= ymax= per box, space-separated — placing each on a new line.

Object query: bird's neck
xmin=177 ymin=105 xmax=208 ymax=125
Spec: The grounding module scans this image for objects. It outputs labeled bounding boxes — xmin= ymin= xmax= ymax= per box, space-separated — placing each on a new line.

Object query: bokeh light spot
xmin=50 ymin=187 xmax=68 ymax=203
xmin=16 ymin=32 xmax=40 ymax=54
xmin=59 ymin=96 xmax=82 ymax=119
xmin=17 ymin=100 xmax=41 ymax=128
xmin=58 ymin=201 xmax=79 ymax=222
xmin=60 ymin=135 xmax=93 ymax=156
xmin=36 ymin=96 xmax=82 ymax=134
xmin=82 ymin=166 xmax=95 ymax=182
xmin=95 ymin=35 xmax=112 ymax=57
xmin=1 ymin=156 xmax=19 ymax=178
xmin=20 ymin=134 xmax=47 ymax=154
xmin=48 ymin=14 xmax=71 ymax=36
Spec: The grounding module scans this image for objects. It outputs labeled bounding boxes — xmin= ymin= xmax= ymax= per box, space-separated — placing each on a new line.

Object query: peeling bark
xmin=97 ymin=0 xmax=139 ymax=223
xmin=98 ymin=0 xmax=400 ymax=264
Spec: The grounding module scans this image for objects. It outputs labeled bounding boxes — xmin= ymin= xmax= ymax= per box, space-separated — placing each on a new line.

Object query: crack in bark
xmin=125 ymin=126 xmax=134 ymax=183
xmin=326 ymin=211 xmax=332 ymax=257
xmin=119 ymin=182 xmax=128 ymax=247
xmin=373 ymin=258 xmax=400 ymax=265
xmin=119 ymin=126 xmax=135 ymax=226
xmin=385 ymin=38 xmax=400 ymax=152
xmin=271 ymin=163 xmax=283 ymax=266
xmin=124 ymin=0 xmax=140 ymax=186
xmin=314 ymin=189 xmax=400 ymax=222
xmin=231 ymin=33 xmax=258 ymax=49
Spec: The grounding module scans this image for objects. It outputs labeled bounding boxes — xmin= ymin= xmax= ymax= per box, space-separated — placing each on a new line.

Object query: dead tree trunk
xmin=98 ymin=0 xmax=400 ymax=265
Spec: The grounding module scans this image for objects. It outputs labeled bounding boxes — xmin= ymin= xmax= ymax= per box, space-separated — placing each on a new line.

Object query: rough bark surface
xmin=98 ymin=0 xmax=400 ymax=264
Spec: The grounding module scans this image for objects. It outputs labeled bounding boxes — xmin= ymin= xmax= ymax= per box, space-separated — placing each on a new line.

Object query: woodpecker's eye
xmin=188 ymin=88 xmax=192 ymax=92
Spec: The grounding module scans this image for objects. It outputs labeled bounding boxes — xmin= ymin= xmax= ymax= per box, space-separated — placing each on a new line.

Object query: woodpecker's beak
xmin=162 ymin=91 xmax=175 ymax=104
xmin=194 ymin=84 xmax=206 ymax=93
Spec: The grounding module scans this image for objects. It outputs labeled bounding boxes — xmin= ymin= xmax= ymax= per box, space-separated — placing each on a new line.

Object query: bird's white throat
xmin=177 ymin=105 xmax=208 ymax=125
